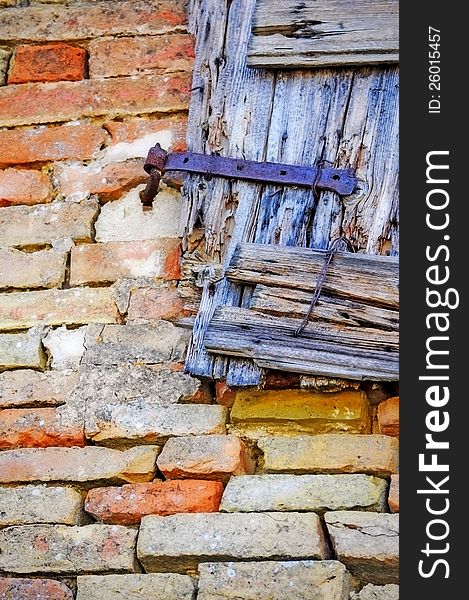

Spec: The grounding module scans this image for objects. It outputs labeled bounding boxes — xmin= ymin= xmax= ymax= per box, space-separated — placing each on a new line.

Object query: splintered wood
xmin=202 ymin=243 xmax=399 ymax=381
xmin=248 ymin=0 xmax=399 ymax=69
xmin=182 ymin=0 xmax=399 ymax=385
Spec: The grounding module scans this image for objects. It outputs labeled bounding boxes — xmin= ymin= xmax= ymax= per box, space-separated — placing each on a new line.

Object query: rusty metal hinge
xmin=141 ymin=143 xmax=356 ymax=206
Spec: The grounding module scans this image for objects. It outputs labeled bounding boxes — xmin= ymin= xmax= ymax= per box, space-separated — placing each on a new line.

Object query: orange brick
xmin=85 ymin=480 xmax=223 ymax=525
xmin=0 ymin=408 xmax=85 ymax=450
xmin=0 ymin=168 xmax=52 ymax=207
xmin=128 ymin=287 xmax=187 ymax=321
xmin=0 ymin=1 xmax=187 ymax=42
xmin=157 ymin=435 xmax=256 ymax=482
xmin=164 ymin=239 xmax=181 ymax=279
xmin=105 ymin=116 xmax=187 ymax=152
xmin=215 ymin=381 xmax=236 ymax=407
xmin=9 ymin=43 xmax=86 ymax=84
xmin=0 ymin=578 xmax=73 ymax=600
xmin=55 ymin=159 xmax=146 ymax=202
xmin=0 ymin=124 xmax=106 ymax=166
xmin=378 ymin=396 xmax=399 ymax=437
xmin=0 ymin=446 xmax=159 ymax=485
xmin=89 ymin=34 xmax=194 ymax=78
xmin=389 ymin=474 xmax=399 ymax=512
xmin=70 ymin=240 xmax=182 ymax=285
xmin=0 ymin=73 xmax=191 ymax=127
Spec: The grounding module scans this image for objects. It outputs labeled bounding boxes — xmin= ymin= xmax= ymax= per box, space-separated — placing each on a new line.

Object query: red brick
xmin=105 ymin=116 xmax=187 ymax=152
xmin=378 ymin=396 xmax=399 ymax=437
xmin=0 ymin=124 xmax=106 ymax=167
xmin=388 ymin=474 xmax=399 ymax=513
xmin=0 ymin=578 xmax=73 ymax=600
xmin=128 ymin=287 xmax=186 ymax=321
xmin=70 ymin=240 xmax=182 ymax=285
xmin=9 ymin=43 xmax=86 ymax=84
xmin=264 ymin=371 xmax=301 ymax=389
xmin=0 ymin=1 xmax=187 ymax=42
xmin=0 ymin=73 xmax=191 ymax=127
xmin=0 ymin=408 xmax=85 ymax=450
xmin=85 ymin=480 xmax=224 ymax=525
xmin=0 ymin=168 xmax=52 ymax=207
xmin=89 ymin=34 xmax=194 ymax=79
xmin=55 ymin=159 xmax=147 ymax=202
xmin=215 ymin=381 xmax=236 ymax=407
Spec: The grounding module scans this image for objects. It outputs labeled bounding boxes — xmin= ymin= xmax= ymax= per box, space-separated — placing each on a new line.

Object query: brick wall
xmin=0 ymin=1 xmax=399 ymax=598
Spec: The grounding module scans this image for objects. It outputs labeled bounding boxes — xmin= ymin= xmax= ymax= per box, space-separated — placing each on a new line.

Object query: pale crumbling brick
xmin=0 ymin=200 xmax=98 ymax=248
xmin=137 ymin=512 xmax=327 ymax=572
xmin=0 ymin=248 xmax=67 ymax=289
xmin=325 ymin=511 xmax=399 ymax=584
xmin=76 ymin=574 xmax=195 ymax=600
xmin=197 ymin=560 xmax=354 ymax=600
xmin=220 ymin=474 xmax=388 ymax=513
xmin=0 ymin=485 xmax=84 ymax=526
xmin=0 ymin=369 xmax=78 ymax=408
xmin=0 ymin=330 xmax=45 ymax=370
xmin=0 ymin=524 xmax=138 ymax=574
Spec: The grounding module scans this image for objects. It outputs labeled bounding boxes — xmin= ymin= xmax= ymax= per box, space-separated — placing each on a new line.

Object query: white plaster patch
xmin=99 ymin=131 xmax=173 ymax=166
xmin=43 ymin=326 xmax=87 ymax=370
xmin=95 ymin=184 xmax=183 ymax=242
xmin=120 ymin=253 xmax=163 ymax=278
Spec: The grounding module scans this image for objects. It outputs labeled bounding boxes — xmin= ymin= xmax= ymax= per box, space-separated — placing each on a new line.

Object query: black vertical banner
xmin=400 ymin=1 xmax=465 ymax=597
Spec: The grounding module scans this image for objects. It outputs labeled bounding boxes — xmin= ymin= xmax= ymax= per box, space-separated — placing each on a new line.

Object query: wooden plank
xmin=227 ymin=243 xmax=399 ymax=308
xmin=248 ymin=0 xmax=399 ymax=69
xmin=204 ymin=307 xmax=399 ymax=381
xmin=251 ymin=285 xmax=399 ymax=330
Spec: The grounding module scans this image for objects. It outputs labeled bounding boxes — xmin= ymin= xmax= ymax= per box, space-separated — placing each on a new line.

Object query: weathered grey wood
xmin=248 ymin=0 xmax=399 ymax=69
xmin=227 ymin=243 xmax=399 ymax=308
xmin=310 ymin=66 xmax=399 ymax=254
xmin=182 ymin=0 xmax=399 ymax=384
xmin=184 ymin=0 xmax=276 ymax=383
xmin=204 ymin=307 xmax=399 ymax=381
xmin=251 ymin=285 xmax=399 ymax=330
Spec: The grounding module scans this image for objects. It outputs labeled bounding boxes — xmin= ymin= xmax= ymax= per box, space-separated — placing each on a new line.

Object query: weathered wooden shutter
xmin=182 ymin=0 xmax=399 ymax=386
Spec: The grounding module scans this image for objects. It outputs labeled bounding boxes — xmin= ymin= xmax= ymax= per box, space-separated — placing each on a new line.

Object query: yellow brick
xmin=230 ymin=390 xmax=370 ymax=436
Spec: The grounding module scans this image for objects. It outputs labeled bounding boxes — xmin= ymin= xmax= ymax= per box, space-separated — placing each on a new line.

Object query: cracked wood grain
xmin=248 ymin=0 xmax=399 ymax=68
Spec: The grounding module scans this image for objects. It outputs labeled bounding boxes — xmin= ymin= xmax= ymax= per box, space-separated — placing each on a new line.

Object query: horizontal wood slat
xmin=227 ymin=243 xmax=399 ymax=308
xmin=199 ymin=242 xmax=399 ymax=381
xmin=204 ymin=306 xmax=399 ymax=381
xmin=248 ymin=0 xmax=399 ymax=68
xmin=251 ymin=285 xmax=399 ymax=330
